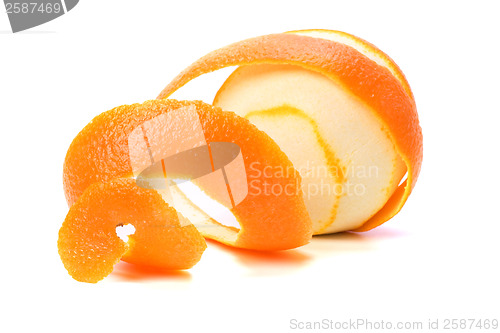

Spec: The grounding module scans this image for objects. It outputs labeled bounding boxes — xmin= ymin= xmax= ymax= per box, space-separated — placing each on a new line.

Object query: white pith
xmin=214 ymin=63 xmax=406 ymax=233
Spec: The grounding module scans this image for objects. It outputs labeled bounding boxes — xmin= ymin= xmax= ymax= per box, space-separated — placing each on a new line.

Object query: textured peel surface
xmin=58 ymin=178 xmax=206 ymax=283
xmin=63 ymin=99 xmax=312 ymax=251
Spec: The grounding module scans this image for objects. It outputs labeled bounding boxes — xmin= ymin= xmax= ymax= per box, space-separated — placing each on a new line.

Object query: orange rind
xmin=58 ymin=178 xmax=206 ymax=283
xmin=157 ymin=29 xmax=423 ymax=234
xmin=59 ymin=30 xmax=422 ymax=283
xmin=63 ymin=99 xmax=312 ymax=252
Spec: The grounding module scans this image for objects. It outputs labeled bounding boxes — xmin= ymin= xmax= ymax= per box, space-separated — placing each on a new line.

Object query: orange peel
xmin=58 ymin=178 xmax=206 ymax=283
xmin=157 ymin=29 xmax=423 ymax=233
xmin=63 ymin=99 xmax=312 ymax=251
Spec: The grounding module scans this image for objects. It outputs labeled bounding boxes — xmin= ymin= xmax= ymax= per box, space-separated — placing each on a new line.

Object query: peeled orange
xmin=158 ymin=29 xmax=423 ymax=234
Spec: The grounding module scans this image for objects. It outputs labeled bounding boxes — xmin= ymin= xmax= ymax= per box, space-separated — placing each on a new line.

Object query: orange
xmin=157 ymin=30 xmax=423 ymax=233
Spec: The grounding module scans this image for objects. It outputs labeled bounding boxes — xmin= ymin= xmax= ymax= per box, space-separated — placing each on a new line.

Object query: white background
xmin=1 ymin=1 xmax=499 ymax=332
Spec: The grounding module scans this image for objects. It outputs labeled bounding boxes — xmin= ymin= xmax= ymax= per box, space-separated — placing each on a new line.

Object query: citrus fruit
xmin=157 ymin=30 xmax=423 ymax=234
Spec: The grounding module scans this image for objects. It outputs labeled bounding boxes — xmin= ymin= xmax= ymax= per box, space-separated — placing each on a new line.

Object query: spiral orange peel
xmin=62 ymin=100 xmax=311 ymax=258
